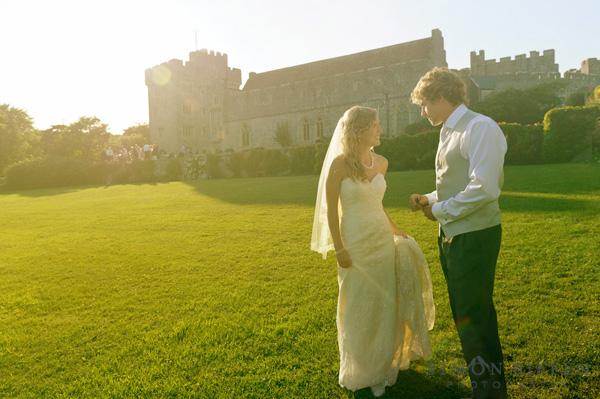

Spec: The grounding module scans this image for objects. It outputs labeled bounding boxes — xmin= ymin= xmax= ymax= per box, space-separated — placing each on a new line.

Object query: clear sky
xmin=1 ymin=0 xmax=598 ymax=133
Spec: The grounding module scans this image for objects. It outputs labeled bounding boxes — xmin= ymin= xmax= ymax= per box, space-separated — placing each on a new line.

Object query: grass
xmin=0 ymin=163 xmax=599 ymax=398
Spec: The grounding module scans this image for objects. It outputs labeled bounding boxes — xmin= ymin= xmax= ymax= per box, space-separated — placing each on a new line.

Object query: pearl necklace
xmin=362 ymin=152 xmax=374 ymax=169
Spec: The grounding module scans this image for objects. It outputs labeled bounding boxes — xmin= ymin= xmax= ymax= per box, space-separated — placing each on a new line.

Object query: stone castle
xmin=145 ymin=29 xmax=446 ymax=153
xmin=460 ymin=50 xmax=600 ymax=102
xmin=145 ymin=29 xmax=599 ymax=153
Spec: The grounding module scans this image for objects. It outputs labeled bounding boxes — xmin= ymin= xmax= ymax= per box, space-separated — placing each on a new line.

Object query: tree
xmin=40 ymin=117 xmax=111 ymax=160
xmin=565 ymin=91 xmax=588 ymax=106
xmin=0 ymin=104 xmax=36 ymax=172
xmin=122 ymin=123 xmax=149 ymax=138
xmin=403 ymin=118 xmax=431 ymax=135
xmin=471 ymin=81 xmax=565 ymax=124
xmin=588 ymin=85 xmax=600 ymax=106
xmin=274 ymin=122 xmax=292 ymax=148
xmin=117 ymin=123 xmax=150 ymax=147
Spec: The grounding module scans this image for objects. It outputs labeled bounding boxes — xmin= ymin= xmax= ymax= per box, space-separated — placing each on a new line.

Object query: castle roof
xmin=242 ymin=35 xmax=435 ymax=91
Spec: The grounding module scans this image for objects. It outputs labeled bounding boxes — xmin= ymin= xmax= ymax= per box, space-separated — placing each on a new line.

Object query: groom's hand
xmin=422 ymin=205 xmax=437 ymax=221
xmin=409 ymin=194 xmax=428 ymax=211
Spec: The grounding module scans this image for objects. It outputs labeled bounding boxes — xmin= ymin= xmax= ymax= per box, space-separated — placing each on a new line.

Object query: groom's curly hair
xmin=411 ymin=67 xmax=467 ymax=106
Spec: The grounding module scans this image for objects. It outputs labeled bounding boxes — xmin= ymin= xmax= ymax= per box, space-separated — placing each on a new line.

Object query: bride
xmin=311 ymin=106 xmax=435 ymax=397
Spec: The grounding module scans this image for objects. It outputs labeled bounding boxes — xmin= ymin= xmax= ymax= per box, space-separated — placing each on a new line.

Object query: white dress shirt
xmin=425 ymin=104 xmax=507 ymax=226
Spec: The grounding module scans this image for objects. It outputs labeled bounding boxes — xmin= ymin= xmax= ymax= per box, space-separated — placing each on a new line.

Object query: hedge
xmin=543 ymin=106 xmax=600 ymax=163
xmin=2 ymin=157 xmax=157 ymax=190
xmin=377 ymin=130 xmax=439 ymax=171
xmin=499 ymin=123 xmax=544 ymax=165
xmin=5 ymin=107 xmax=598 ymax=189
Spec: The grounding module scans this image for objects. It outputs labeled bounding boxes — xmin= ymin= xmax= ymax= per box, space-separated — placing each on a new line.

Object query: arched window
xmin=242 ymin=124 xmax=250 ymax=147
xmin=183 ymin=99 xmax=192 ymax=114
xmin=303 ymin=119 xmax=310 ymax=141
xmin=316 ymin=117 xmax=323 ymax=139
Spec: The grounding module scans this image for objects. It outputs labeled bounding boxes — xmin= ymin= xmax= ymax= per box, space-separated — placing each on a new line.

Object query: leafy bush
xmin=378 ymin=130 xmax=439 ymax=171
xmin=244 ymin=148 xmax=267 ymax=177
xmin=403 ymin=119 xmax=431 ymax=135
xmin=313 ymin=142 xmax=329 ymax=174
xmin=2 ymin=157 xmax=160 ymax=190
xmin=206 ymin=154 xmax=225 ymax=179
xmin=289 ymin=146 xmax=317 ymax=175
xmin=228 ymin=152 xmax=245 ymax=177
xmin=129 ymin=159 xmax=156 ymax=183
xmin=164 ymin=157 xmax=183 ymax=181
xmin=499 ymin=123 xmax=544 ymax=165
xmin=543 ymin=106 xmax=600 ymax=163
xmin=4 ymin=157 xmax=102 ymax=189
xmin=263 ymin=149 xmax=290 ymax=176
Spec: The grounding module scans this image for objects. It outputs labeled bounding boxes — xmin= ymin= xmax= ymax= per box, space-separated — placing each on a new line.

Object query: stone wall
xmin=470 ymin=49 xmax=559 ymax=76
xmin=146 ymin=30 xmax=447 ymax=153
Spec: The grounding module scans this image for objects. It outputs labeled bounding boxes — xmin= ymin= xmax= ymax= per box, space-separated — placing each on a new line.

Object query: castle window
xmin=242 ymin=124 xmax=250 ymax=147
xmin=183 ymin=126 xmax=193 ymax=137
xmin=183 ymin=102 xmax=192 ymax=114
xmin=316 ymin=117 xmax=323 ymax=138
xmin=303 ymin=119 xmax=310 ymax=141
xmin=209 ymin=111 xmax=215 ymax=129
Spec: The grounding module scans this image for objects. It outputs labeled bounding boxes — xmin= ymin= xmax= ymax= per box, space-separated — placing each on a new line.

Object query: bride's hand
xmin=336 ymin=249 xmax=352 ymax=268
xmin=392 ymin=226 xmax=409 ymax=238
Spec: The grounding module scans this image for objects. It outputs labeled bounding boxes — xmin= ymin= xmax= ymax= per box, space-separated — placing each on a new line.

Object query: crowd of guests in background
xmin=101 ymin=144 xmax=208 ymax=180
xmin=102 ymin=143 xmax=160 ymax=162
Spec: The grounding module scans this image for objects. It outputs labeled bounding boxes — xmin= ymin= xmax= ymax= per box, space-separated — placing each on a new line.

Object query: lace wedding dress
xmin=336 ymin=172 xmax=435 ymax=392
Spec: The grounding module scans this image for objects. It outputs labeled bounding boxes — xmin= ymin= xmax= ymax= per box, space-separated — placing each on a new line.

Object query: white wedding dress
xmin=336 ymin=172 xmax=435 ymax=392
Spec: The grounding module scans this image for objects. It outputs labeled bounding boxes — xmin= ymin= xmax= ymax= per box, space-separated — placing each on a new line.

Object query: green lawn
xmin=1 ymin=163 xmax=598 ymax=398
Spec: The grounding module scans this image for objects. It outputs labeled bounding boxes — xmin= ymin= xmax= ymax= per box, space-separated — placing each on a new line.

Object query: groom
xmin=409 ymin=67 xmax=508 ymax=399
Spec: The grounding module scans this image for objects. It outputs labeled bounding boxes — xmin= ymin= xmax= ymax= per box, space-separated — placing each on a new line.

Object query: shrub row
xmin=1 ymin=157 xmax=180 ymax=190
xmin=3 ymin=106 xmax=597 ymax=188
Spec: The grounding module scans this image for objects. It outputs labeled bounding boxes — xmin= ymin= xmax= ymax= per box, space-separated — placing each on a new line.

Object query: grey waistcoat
xmin=435 ymin=109 xmax=502 ymax=238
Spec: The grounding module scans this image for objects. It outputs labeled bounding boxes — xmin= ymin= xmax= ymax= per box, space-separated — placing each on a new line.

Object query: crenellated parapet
xmin=470 ymin=49 xmax=559 ymax=76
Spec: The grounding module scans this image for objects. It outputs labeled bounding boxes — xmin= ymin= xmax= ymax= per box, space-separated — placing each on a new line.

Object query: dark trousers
xmin=438 ymin=224 xmax=508 ymax=399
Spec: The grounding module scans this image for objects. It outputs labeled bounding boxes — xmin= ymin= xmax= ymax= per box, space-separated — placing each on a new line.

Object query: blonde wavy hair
xmin=340 ymin=105 xmax=378 ymax=182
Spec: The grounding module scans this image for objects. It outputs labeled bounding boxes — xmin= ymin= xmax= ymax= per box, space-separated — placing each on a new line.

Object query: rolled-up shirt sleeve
xmin=431 ymin=119 xmax=507 ymax=224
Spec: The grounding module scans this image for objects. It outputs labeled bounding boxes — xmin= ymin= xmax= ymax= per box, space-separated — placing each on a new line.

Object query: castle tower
xmin=581 ymin=58 xmax=600 ymax=76
xmin=145 ymin=49 xmax=241 ymax=153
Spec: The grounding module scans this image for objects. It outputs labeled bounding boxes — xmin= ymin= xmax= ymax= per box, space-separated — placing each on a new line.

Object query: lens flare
xmin=151 ymin=65 xmax=172 ymax=86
